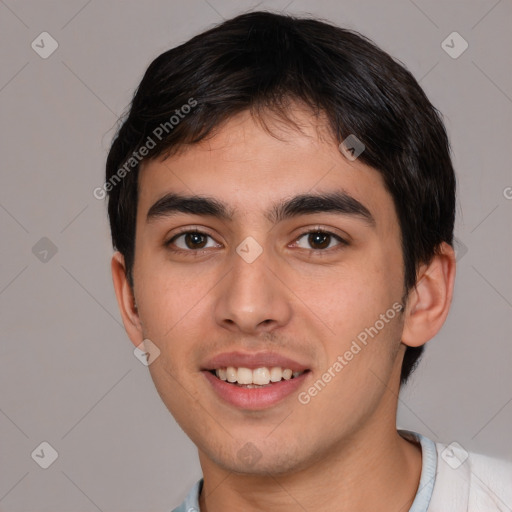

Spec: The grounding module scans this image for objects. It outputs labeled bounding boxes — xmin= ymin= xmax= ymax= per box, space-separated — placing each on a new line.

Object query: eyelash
xmin=165 ymin=227 xmax=349 ymax=255
xmin=294 ymin=229 xmax=349 ymax=253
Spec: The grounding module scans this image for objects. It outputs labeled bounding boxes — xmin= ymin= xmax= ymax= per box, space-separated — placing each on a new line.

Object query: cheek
xmin=293 ymin=256 xmax=397 ymax=331
xmin=289 ymin=250 xmax=404 ymax=375
xmin=134 ymin=250 xmax=213 ymax=335
xmin=146 ymin=358 xmax=207 ymax=444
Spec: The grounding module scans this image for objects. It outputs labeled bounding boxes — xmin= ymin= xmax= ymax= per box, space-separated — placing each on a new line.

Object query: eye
xmin=167 ymin=230 xmax=220 ymax=251
xmin=294 ymin=230 xmax=347 ymax=251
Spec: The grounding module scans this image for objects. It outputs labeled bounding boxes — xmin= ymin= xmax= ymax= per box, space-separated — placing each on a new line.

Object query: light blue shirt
xmin=171 ymin=430 xmax=437 ymax=512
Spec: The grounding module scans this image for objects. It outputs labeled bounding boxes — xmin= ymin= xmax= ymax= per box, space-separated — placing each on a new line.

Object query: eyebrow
xmin=146 ymin=191 xmax=375 ymax=226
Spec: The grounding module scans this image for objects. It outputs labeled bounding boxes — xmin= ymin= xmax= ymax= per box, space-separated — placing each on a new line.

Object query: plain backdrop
xmin=1 ymin=0 xmax=511 ymax=510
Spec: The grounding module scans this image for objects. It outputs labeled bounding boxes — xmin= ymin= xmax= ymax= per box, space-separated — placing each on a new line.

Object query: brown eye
xmin=308 ymin=232 xmax=331 ymax=249
xmin=294 ymin=230 xmax=347 ymax=251
xmin=167 ymin=231 xmax=219 ymax=251
xmin=183 ymin=233 xmax=207 ymax=249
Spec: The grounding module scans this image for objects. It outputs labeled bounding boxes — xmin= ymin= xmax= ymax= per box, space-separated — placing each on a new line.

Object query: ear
xmin=111 ymin=251 xmax=143 ymax=348
xmin=401 ymin=242 xmax=456 ymax=348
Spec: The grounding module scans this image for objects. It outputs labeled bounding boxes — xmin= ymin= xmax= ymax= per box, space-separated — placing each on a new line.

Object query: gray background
xmin=1 ymin=0 xmax=511 ymax=510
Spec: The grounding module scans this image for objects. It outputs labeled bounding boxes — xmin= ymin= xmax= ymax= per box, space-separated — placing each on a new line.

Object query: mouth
xmin=201 ymin=351 xmax=312 ymax=409
xmin=207 ymin=366 xmax=310 ymax=388
xmin=202 ymin=364 xmax=311 ymax=410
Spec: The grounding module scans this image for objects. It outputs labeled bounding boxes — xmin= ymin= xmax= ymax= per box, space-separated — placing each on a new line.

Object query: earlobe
xmin=401 ymin=242 xmax=456 ymax=348
xmin=111 ymin=251 xmax=143 ymax=348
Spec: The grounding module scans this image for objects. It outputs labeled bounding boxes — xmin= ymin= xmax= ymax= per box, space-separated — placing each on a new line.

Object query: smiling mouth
xmin=207 ymin=367 xmax=310 ymax=388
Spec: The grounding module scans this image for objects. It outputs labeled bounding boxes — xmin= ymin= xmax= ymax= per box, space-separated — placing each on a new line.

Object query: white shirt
xmin=172 ymin=430 xmax=512 ymax=511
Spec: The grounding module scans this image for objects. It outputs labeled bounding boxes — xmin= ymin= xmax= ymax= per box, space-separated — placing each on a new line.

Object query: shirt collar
xmin=398 ymin=429 xmax=438 ymax=512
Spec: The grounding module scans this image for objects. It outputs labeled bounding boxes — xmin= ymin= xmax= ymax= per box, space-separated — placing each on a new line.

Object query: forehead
xmin=137 ymin=108 xmax=396 ymax=227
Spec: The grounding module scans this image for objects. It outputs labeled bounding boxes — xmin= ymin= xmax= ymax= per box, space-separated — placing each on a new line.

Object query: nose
xmin=213 ymin=246 xmax=292 ymax=335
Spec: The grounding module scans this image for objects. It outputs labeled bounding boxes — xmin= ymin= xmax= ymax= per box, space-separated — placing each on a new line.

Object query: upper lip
xmin=201 ymin=351 xmax=310 ymax=372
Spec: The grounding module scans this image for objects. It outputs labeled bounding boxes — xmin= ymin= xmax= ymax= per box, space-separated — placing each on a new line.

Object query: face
xmin=126 ymin=107 xmax=408 ymax=474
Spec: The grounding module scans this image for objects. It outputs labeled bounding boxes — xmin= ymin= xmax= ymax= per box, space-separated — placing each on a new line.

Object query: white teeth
xmin=270 ymin=367 xmax=283 ymax=382
xmin=282 ymin=369 xmax=293 ymax=380
xmin=236 ymin=367 xmax=253 ymax=385
xmin=216 ymin=368 xmax=227 ymax=381
xmin=226 ymin=367 xmax=237 ymax=383
xmin=214 ymin=366 xmax=305 ymax=385
xmin=253 ymin=367 xmax=270 ymax=385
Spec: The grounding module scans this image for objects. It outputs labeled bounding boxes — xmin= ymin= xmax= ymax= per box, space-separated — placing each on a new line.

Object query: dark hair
xmin=105 ymin=11 xmax=456 ymax=385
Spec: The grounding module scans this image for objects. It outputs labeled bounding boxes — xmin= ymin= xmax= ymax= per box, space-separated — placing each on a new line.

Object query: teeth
xmin=226 ymin=367 xmax=237 ymax=383
xmin=237 ymin=367 xmax=253 ymax=385
xmin=282 ymin=369 xmax=293 ymax=380
xmin=269 ymin=367 xmax=282 ymax=382
xmin=253 ymin=367 xmax=270 ymax=385
xmin=214 ymin=366 xmax=305 ymax=385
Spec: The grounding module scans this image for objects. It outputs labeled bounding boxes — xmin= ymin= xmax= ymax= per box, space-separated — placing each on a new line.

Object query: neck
xmin=197 ymin=420 xmax=422 ymax=512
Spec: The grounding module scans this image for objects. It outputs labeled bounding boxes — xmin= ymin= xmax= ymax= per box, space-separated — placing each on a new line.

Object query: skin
xmin=112 ymin=105 xmax=456 ymax=511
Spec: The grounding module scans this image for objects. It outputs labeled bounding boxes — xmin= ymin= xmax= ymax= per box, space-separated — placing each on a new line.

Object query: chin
xmin=220 ymin=456 xmax=303 ymax=476
xmin=204 ymin=440 xmax=318 ymax=476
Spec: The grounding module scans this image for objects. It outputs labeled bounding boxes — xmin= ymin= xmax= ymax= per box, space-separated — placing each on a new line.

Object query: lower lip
xmin=202 ymin=370 xmax=309 ymax=410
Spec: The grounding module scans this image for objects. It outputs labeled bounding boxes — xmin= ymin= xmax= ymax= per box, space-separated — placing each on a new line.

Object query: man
xmin=105 ymin=11 xmax=512 ymax=512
